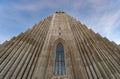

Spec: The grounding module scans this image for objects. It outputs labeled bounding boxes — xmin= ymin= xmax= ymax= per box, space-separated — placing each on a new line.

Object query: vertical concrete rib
xmin=67 ymin=15 xmax=119 ymax=79
xmin=0 ymin=15 xmax=52 ymax=79
xmin=0 ymin=12 xmax=120 ymax=79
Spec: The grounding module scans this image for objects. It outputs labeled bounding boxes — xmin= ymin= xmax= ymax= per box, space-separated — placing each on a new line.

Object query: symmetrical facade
xmin=0 ymin=11 xmax=120 ymax=79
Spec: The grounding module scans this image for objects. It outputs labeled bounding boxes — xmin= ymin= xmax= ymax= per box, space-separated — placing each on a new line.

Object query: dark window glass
xmin=55 ymin=43 xmax=66 ymax=75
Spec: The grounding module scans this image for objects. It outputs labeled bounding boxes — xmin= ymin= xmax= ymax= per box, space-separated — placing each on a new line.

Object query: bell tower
xmin=0 ymin=11 xmax=120 ymax=79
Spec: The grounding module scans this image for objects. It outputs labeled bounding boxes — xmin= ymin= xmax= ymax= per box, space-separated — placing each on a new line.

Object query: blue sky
xmin=0 ymin=0 xmax=120 ymax=44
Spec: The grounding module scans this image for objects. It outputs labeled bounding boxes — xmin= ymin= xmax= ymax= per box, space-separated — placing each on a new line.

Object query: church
xmin=0 ymin=11 xmax=120 ymax=79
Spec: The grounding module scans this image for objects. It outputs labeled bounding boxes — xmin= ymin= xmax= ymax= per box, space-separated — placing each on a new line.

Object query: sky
xmin=0 ymin=0 xmax=120 ymax=44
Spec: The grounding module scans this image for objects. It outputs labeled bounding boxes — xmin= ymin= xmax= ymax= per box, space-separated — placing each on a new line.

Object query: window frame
xmin=54 ymin=43 xmax=66 ymax=75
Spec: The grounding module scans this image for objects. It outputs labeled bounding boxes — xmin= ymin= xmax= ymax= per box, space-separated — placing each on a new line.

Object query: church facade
xmin=0 ymin=11 xmax=120 ymax=79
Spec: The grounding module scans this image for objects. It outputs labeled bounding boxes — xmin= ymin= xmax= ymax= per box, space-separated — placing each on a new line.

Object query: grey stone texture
xmin=0 ymin=11 xmax=120 ymax=79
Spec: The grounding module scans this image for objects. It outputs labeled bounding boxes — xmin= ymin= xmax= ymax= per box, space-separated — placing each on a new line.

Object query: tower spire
xmin=0 ymin=11 xmax=120 ymax=79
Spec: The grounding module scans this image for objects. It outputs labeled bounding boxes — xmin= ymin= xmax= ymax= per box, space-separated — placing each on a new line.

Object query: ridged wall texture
xmin=0 ymin=11 xmax=120 ymax=79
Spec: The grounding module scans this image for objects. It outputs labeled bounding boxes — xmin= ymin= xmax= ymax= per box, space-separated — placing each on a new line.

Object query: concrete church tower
xmin=0 ymin=11 xmax=120 ymax=79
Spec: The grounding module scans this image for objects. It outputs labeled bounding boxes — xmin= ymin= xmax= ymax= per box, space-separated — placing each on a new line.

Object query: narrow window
xmin=55 ymin=43 xmax=66 ymax=75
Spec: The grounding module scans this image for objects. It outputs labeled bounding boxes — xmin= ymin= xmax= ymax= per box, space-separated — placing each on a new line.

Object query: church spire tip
xmin=55 ymin=11 xmax=65 ymax=13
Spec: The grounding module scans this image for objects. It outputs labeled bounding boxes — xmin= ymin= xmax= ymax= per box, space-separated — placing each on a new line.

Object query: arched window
xmin=55 ymin=43 xmax=66 ymax=75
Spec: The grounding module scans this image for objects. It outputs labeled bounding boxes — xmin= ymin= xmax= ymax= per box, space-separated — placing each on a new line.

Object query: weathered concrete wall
xmin=0 ymin=11 xmax=120 ymax=79
xmin=68 ymin=15 xmax=120 ymax=79
xmin=0 ymin=15 xmax=53 ymax=79
xmin=33 ymin=12 xmax=81 ymax=79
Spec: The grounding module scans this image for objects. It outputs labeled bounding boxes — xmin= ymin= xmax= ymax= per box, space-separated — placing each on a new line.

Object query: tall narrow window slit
xmin=55 ymin=43 xmax=66 ymax=75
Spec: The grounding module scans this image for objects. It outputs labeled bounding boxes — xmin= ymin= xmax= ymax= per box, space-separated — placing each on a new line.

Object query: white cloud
xmin=98 ymin=10 xmax=120 ymax=33
xmin=0 ymin=0 xmax=120 ymax=44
